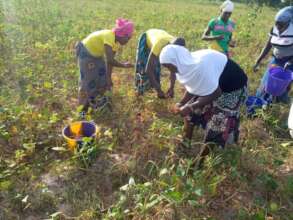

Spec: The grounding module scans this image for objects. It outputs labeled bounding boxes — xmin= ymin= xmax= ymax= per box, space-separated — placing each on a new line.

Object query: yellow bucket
xmin=62 ymin=121 xmax=98 ymax=152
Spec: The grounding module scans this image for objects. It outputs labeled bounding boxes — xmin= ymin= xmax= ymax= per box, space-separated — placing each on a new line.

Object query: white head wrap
xmin=221 ymin=0 xmax=234 ymax=13
xmin=160 ymin=45 xmax=227 ymax=96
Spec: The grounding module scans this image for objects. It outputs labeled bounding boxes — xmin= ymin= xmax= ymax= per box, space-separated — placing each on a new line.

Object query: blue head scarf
xmin=275 ymin=6 xmax=293 ymax=24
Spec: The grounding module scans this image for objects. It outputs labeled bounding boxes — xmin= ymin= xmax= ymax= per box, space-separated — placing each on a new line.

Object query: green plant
xmin=1 ymin=1 xmax=292 ymax=219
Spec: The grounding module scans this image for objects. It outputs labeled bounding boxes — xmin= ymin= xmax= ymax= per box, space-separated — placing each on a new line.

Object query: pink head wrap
xmin=112 ymin=18 xmax=134 ymax=38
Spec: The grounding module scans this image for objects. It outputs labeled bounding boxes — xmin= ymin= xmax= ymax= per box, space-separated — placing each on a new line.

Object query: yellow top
xmin=146 ymin=29 xmax=174 ymax=56
xmin=82 ymin=30 xmax=119 ymax=57
xmin=209 ymin=41 xmax=224 ymax=53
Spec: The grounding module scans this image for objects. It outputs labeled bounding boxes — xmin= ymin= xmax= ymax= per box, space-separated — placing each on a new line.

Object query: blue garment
xmin=135 ymin=33 xmax=161 ymax=95
xmin=76 ymin=42 xmax=108 ymax=109
xmin=256 ymin=56 xmax=293 ymax=103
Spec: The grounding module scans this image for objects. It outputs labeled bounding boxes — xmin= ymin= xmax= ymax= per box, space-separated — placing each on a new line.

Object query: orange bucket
xmin=62 ymin=121 xmax=98 ymax=152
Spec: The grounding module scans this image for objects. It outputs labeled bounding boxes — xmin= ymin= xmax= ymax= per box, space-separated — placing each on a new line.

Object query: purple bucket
xmin=265 ymin=66 xmax=292 ymax=96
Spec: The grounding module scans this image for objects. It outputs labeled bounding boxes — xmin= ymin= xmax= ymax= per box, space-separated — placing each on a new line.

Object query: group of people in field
xmin=75 ymin=0 xmax=293 ymax=157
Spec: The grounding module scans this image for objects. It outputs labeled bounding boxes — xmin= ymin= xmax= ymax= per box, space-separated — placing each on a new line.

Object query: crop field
xmin=0 ymin=0 xmax=292 ymax=219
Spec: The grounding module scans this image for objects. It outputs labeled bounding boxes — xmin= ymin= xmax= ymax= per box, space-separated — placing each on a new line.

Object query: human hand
xmin=216 ymin=35 xmax=225 ymax=41
xmin=179 ymin=104 xmax=193 ymax=117
xmin=171 ymin=103 xmax=182 ymax=114
xmin=284 ymin=61 xmax=292 ymax=70
xmin=229 ymin=40 xmax=236 ymax=47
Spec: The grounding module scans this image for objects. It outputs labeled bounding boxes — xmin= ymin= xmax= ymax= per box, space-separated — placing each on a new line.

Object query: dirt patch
xmin=41 ymin=173 xmax=64 ymax=195
xmin=240 ymin=118 xmax=271 ymax=144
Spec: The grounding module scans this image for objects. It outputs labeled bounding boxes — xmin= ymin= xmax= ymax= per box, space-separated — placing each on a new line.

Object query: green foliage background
xmin=0 ymin=0 xmax=292 ymax=219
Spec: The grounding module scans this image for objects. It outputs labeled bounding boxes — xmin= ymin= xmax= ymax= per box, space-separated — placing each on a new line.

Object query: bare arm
xmin=169 ymin=71 xmax=176 ymax=90
xmin=202 ymin=26 xmax=224 ymax=41
xmin=285 ymin=57 xmax=293 ymax=70
xmin=146 ymin=53 xmax=164 ymax=94
xmin=172 ymin=89 xmax=195 ymax=114
xmin=254 ymin=36 xmax=272 ymax=69
xmin=189 ymin=87 xmax=222 ymax=109
xmin=104 ymin=45 xmax=132 ymax=87
xmin=229 ymin=33 xmax=235 ymax=47
xmin=178 ymin=90 xmax=195 ymax=105
xmin=179 ymin=87 xmax=222 ymax=116
xmin=105 ymin=45 xmax=125 ymax=68
xmin=166 ymin=71 xmax=176 ymax=98
xmin=106 ymin=61 xmax=113 ymax=88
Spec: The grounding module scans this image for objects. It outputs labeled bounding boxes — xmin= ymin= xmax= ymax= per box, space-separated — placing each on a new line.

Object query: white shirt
xmin=271 ymin=23 xmax=293 ymax=58
xmin=160 ymin=46 xmax=228 ymax=96
xmin=181 ymin=49 xmax=228 ymax=96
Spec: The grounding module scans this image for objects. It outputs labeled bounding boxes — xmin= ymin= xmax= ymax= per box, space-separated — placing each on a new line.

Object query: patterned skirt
xmin=76 ymin=42 xmax=109 ymax=109
xmin=135 ymin=33 xmax=161 ymax=95
xmin=189 ymin=87 xmax=248 ymax=148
